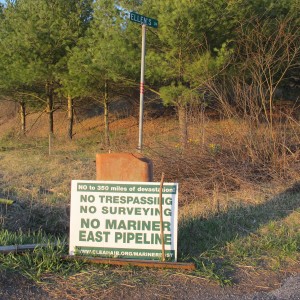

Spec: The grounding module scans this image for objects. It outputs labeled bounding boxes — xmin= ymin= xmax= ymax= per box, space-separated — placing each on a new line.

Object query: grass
xmin=0 ymin=111 xmax=299 ymax=290
xmin=178 ymin=189 xmax=299 ymax=282
xmin=0 ymin=230 xmax=83 ymax=282
xmin=0 ymin=229 xmax=48 ymax=245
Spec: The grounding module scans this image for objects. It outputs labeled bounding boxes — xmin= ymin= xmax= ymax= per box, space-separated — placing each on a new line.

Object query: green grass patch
xmin=0 ymin=229 xmax=48 ymax=245
xmin=226 ymin=210 xmax=300 ymax=268
xmin=0 ymin=134 xmax=49 ymax=152
xmin=178 ymin=192 xmax=300 ymax=283
xmin=0 ymin=230 xmax=84 ymax=282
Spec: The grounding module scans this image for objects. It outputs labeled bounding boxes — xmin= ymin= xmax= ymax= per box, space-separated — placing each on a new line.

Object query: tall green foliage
xmin=123 ymin=0 xmax=234 ymax=147
xmin=0 ymin=0 xmax=298 ymax=144
xmin=0 ymin=1 xmax=34 ymax=135
xmin=0 ymin=0 xmax=93 ymax=135
xmin=65 ymin=0 xmax=140 ymax=146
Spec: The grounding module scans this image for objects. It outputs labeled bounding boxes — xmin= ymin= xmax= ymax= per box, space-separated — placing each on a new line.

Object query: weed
xmin=193 ymin=257 xmax=233 ymax=286
xmin=0 ymin=229 xmax=46 ymax=245
xmin=0 ymin=230 xmax=84 ymax=282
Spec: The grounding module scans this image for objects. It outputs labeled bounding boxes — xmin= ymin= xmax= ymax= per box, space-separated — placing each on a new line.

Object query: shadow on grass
xmin=178 ymin=182 xmax=300 ymax=259
xmin=0 ymin=196 xmax=69 ymax=236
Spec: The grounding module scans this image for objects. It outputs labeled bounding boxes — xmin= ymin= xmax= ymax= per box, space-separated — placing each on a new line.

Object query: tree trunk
xmin=19 ymin=101 xmax=26 ymax=136
xmin=46 ymin=82 xmax=54 ymax=135
xmin=178 ymin=104 xmax=188 ymax=149
xmin=103 ymin=80 xmax=110 ymax=148
xmin=67 ymin=94 xmax=74 ymax=140
xmin=46 ymin=82 xmax=54 ymax=155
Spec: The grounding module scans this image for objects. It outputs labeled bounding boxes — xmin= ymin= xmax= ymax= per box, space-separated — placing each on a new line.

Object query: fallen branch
xmin=62 ymin=255 xmax=196 ymax=270
xmin=0 ymin=244 xmax=55 ymax=254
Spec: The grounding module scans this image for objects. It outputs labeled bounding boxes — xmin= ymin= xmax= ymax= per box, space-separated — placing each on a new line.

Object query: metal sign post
xmin=130 ymin=12 xmax=158 ymax=153
xmin=138 ymin=24 xmax=146 ymax=153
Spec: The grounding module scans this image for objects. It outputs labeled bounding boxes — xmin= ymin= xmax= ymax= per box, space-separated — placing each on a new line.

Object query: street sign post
xmin=130 ymin=12 xmax=158 ymax=153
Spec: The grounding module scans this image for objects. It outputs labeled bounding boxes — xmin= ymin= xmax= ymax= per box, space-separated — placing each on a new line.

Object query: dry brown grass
xmin=0 ymin=149 xmax=94 ymax=232
xmin=0 ymin=100 xmax=300 ymax=233
xmin=0 ymin=101 xmax=299 ymax=296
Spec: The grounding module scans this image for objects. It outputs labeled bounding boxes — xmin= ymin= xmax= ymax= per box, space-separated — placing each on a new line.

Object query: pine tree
xmin=0 ymin=0 xmax=93 ymax=137
xmin=65 ymin=0 xmax=140 ymax=147
xmin=124 ymin=0 xmax=234 ymax=148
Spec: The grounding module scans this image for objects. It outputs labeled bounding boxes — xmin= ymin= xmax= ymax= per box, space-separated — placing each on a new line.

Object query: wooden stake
xmin=49 ymin=133 xmax=52 ymax=155
xmin=159 ymin=172 xmax=165 ymax=262
xmin=63 ymin=256 xmax=196 ymax=270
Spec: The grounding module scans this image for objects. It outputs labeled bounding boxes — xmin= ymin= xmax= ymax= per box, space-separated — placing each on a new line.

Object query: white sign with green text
xmin=69 ymin=180 xmax=178 ymax=261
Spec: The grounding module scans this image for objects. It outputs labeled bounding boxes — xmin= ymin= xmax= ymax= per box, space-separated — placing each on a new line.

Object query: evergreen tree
xmin=0 ymin=0 xmax=93 ymax=136
xmin=65 ymin=0 xmax=140 ymax=147
xmin=0 ymin=1 xmax=33 ymax=135
xmin=123 ymin=0 xmax=233 ymax=148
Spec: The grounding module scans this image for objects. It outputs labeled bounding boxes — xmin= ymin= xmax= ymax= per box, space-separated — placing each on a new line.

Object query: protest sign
xmin=69 ymin=180 xmax=178 ymax=261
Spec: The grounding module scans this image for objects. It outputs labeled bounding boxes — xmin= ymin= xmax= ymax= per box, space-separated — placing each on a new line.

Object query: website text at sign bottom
xmin=76 ymin=247 xmax=175 ymax=259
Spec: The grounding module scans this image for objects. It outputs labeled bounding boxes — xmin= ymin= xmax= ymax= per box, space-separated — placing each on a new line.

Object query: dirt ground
xmin=0 ymin=265 xmax=299 ymax=300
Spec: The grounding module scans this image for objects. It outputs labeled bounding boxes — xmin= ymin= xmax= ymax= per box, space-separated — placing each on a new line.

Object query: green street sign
xmin=130 ymin=12 xmax=158 ymax=28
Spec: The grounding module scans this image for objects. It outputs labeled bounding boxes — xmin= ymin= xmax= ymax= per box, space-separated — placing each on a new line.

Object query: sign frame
xmin=69 ymin=180 xmax=178 ymax=261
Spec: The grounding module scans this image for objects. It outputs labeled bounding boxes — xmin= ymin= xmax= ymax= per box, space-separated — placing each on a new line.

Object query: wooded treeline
xmin=0 ymin=0 xmax=299 ymax=147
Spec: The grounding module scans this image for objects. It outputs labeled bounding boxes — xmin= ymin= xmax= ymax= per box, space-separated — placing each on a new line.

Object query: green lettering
xmin=102 ymin=206 xmax=108 ymax=214
xmin=87 ymin=231 xmax=95 ymax=242
xmin=127 ymin=233 xmax=135 ymax=242
xmin=115 ymin=232 xmax=122 ymax=242
xmin=133 ymin=197 xmax=140 ymax=204
xmin=164 ymin=234 xmax=172 ymax=245
xmin=163 ymin=221 xmax=171 ymax=231
xmin=106 ymin=196 xmax=112 ymax=203
xmin=80 ymin=195 xmax=88 ymax=202
xmin=127 ymin=207 xmax=134 ymax=215
xmin=135 ymin=208 xmax=141 ymax=215
xmin=127 ymin=220 xmax=136 ymax=230
xmin=152 ymin=221 xmax=160 ymax=231
xmin=81 ymin=218 xmax=90 ymax=228
xmin=144 ymin=233 xmax=150 ymax=244
xmin=80 ymin=206 xmax=88 ymax=213
xmin=117 ymin=220 xmax=126 ymax=230
xmin=119 ymin=207 xmax=126 ymax=214
xmin=103 ymin=231 xmax=110 ymax=242
xmin=120 ymin=196 xmax=126 ymax=204
xmin=164 ymin=208 xmax=171 ymax=216
xmin=135 ymin=233 xmax=143 ymax=244
xmin=95 ymin=231 xmax=103 ymax=242
xmin=113 ymin=196 xmax=119 ymax=203
xmin=106 ymin=219 xmax=117 ymax=229
xmin=79 ymin=230 xmax=86 ymax=241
